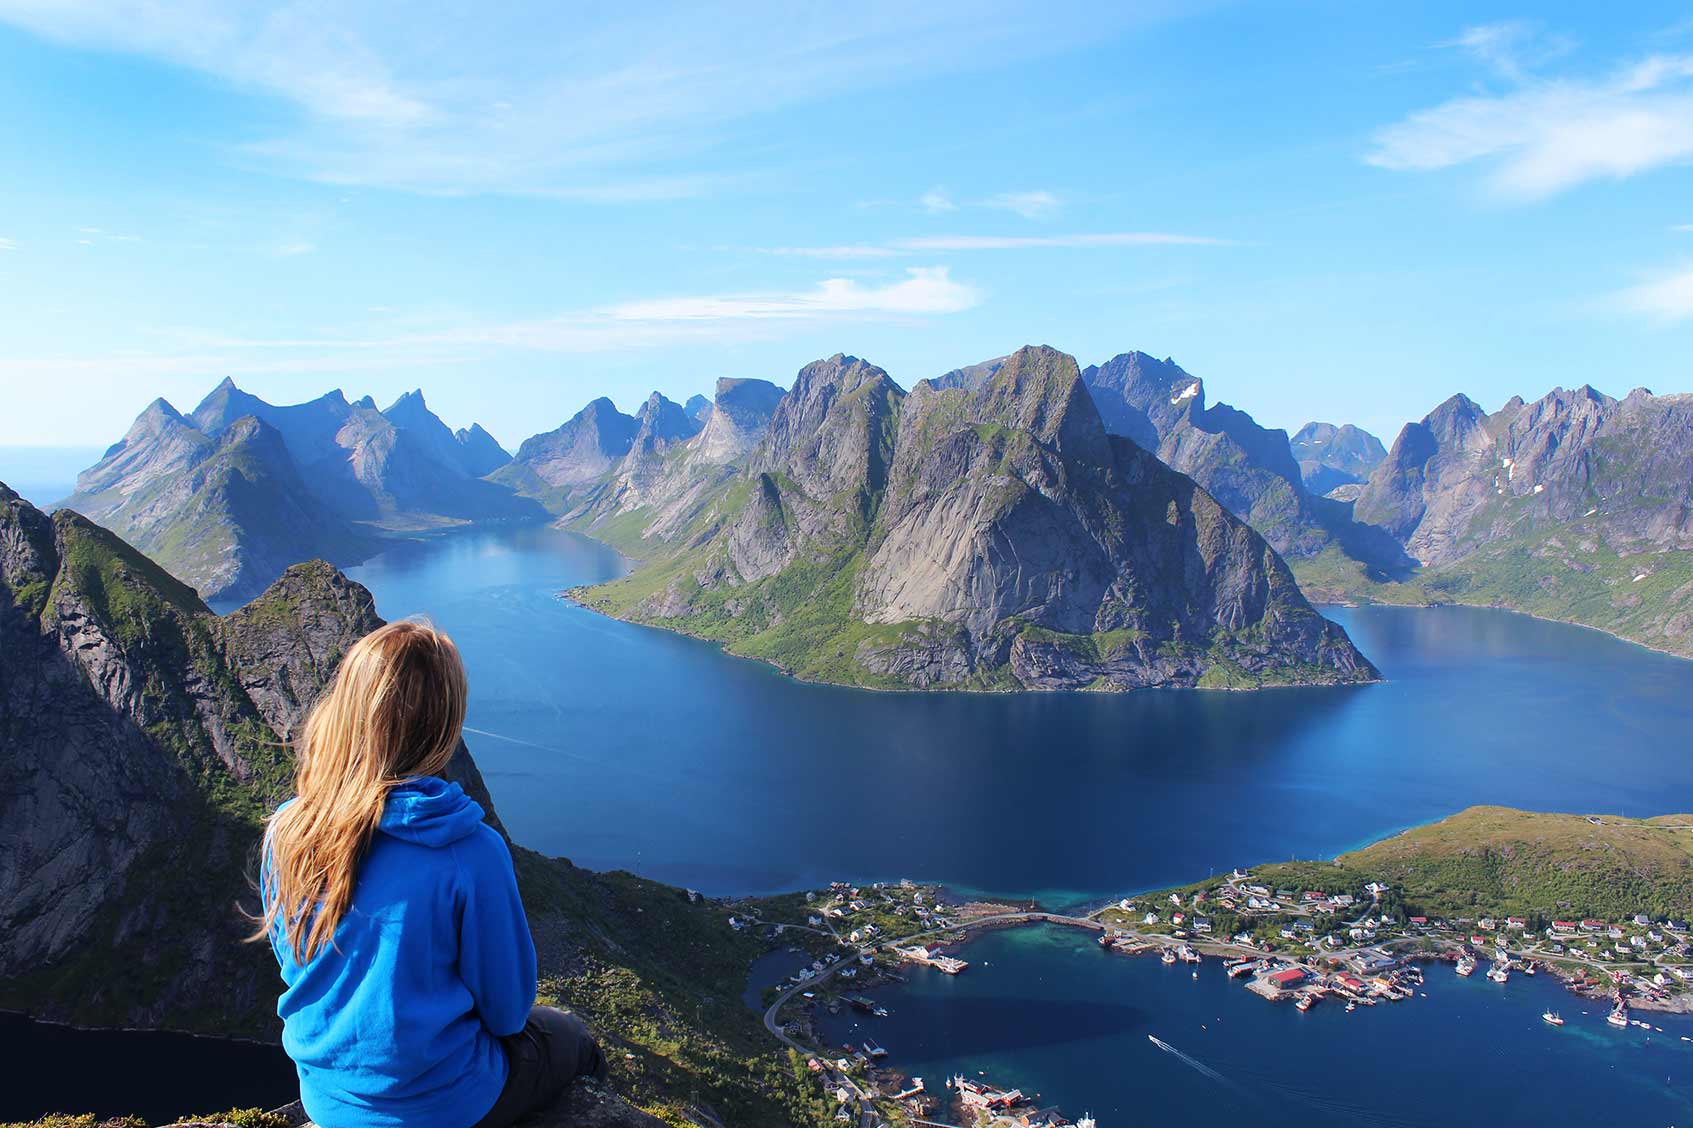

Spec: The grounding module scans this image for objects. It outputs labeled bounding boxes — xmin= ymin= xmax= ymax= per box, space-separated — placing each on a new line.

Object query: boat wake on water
xmin=1147 ymin=1035 xmax=1420 ymax=1128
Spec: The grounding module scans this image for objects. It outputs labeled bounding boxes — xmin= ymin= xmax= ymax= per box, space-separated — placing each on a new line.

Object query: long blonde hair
xmin=257 ymin=619 xmax=468 ymax=962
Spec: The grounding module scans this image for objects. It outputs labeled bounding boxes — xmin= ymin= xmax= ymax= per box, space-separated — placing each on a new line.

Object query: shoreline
xmin=559 ymin=589 xmax=1384 ymax=697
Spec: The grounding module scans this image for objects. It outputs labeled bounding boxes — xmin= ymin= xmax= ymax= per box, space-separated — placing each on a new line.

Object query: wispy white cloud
xmin=0 ymin=237 xmax=16 ymax=251
xmin=1440 ymin=21 xmax=1574 ymax=81
xmin=920 ymin=188 xmax=958 ymax=214
xmin=273 ymin=240 xmax=318 ymax=257
xmin=1672 ymin=223 xmax=1693 ymax=232
xmin=0 ymin=2 xmax=1159 ymax=198
xmin=898 ymin=232 xmax=1227 ymax=250
xmin=982 ymin=189 xmax=1062 ymax=219
xmin=606 ymin=267 xmax=978 ymax=321
xmin=761 ymin=232 xmax=1231 ymax=258
xmin=763 ymin=244 xmax=902 ymax=259
xmin=1612 ymin=264 xmax=1693 ymax=321
xmin=1368 ymin=35 xmax=1693 ymax=199
xmin=7 ymin=266 xmax=984 ymax=390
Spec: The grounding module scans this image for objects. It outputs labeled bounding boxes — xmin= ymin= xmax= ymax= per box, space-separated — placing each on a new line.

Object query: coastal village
xmin=733 ymin=867 xmax=1693 ymax=1128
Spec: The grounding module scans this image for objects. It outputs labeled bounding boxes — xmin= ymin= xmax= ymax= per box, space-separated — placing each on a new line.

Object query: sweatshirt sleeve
xmin=456 ymin=827 xmax=538 ymax=1037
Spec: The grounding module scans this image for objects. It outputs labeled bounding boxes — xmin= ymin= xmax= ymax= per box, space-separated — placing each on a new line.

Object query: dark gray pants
xmin=471 ymin=1006 xmax=606 ymax=1128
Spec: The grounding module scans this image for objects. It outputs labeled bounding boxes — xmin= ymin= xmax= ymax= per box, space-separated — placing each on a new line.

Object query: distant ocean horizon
xmin=0 ymin=445 xmax=104 ymax=508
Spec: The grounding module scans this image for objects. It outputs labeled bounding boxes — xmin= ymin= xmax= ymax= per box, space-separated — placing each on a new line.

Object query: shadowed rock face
xmin=577 ymin=346 xmax=1377 ymax=691
xmin=1077 ymin=353 xmax=1408 ymax=574
xmin=1291 ymin=421 xmax=1387 ymax=494
xmin=1357 ymin=385 xmax=1693 ymax=566
xmin=62 ymin=380 xmax=541 ymax=603
xmin=0 ymin=486 xmax=497 ymax=1033
xmin=497 ymin=398 xmax=641 ymax=494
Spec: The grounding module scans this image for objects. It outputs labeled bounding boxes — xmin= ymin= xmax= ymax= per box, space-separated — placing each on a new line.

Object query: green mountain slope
xmin=573 ymin=347 xmax=1376 ymax=691
xmin=0 ymin=482 xmax=826 ymax=1128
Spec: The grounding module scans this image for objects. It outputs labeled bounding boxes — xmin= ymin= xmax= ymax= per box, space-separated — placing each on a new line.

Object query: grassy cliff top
xmin=1336 ymin=805 xmax=1693 ymax=920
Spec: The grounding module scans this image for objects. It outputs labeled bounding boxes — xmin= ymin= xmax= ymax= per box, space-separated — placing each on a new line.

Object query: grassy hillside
xmin=1294 ymin=528 xmax=1693 ymax=659
xmin=1338 ymin=806 xmax=1693 ymax=924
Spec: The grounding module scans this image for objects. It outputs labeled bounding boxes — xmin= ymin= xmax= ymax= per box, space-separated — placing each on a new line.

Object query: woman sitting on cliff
xmin=255 ymin=620 xmax=605 ymax=1128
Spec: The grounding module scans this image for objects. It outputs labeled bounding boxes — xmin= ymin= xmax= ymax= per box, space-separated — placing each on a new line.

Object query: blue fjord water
xmin=11 ymin=520 xmax=1693 ymax=1121
xmin=344 ymin=526 xmax=1693 ymax=1125
xmin=346 ymin=525 xmax=1693 ymax=905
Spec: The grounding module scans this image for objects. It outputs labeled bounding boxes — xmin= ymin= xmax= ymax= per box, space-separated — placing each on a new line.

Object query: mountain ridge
xmin=571 ymin=346 xmax=1377 ymax=692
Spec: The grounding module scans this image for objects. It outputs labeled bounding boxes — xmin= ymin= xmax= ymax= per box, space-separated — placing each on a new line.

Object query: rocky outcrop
xmin=1329 ymin=386 xmax=1693 ymax=655
xmin=1080 ymin=352 xmax=1409 ymax=573
xmin=577 ymin=347 xmax=1376 ymax=691
xmin=0 ymin=486 xmax=498 ymax=1033
xmin=454 ymin=423 xmax=512 ymax=477
xmin=0 ymin=483 xmax=790 ymax=1124
xmin=550 ymin=377 xmax=787 ymax=549
xmin=1290 ymin=421 xmax=1387 ymax=495
xmin=62 ymin=380 xmax=543 ymax=602
xmin=493 ymin=398 xmax=640 ymax=503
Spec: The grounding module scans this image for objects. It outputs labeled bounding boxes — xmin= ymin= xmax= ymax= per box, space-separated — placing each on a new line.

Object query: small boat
xmin=1345 ymin=1001 xmax=1356 ymax=1013
xmin=1608 ymin=1006 xmax=1630 ymax=1029
xmin=1296 ymin=994 xmax=1315 ymax=1012
xmin=1456 ymin=956 xmax=1477 ymax=977
xmin=1542 ymin=1010 xmax=1564 ymax=1026
xmin=873 ymin=1006 xmax=889 ymax=1018
xmin=1161 ymin=948 xmax=1178 ymax=964
xmin=1488 ymin=963 xmax=1509 ymax=984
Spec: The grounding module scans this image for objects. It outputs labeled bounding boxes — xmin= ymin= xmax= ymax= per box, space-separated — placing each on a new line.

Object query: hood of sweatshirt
xmin=378 ymin=776 xmax=486 ymax=847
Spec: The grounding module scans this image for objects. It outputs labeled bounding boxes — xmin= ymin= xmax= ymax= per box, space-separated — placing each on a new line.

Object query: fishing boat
xmin=1161 ymin=948 xmax=1178 ymax=964
xmin=1345 ymin=1001 xmax=1357 ymax=1013
xmin=1488 ymin=962 xmax=1510 ymax=984
xmin=1456 ymin=956 xmax=1477 ymax=977
xmin=1542 ymin=1010 xmax=1564 ymax=1026
xmin=1296 ymin=994 xmax=1315 ymax=1012
xmin=1608 ymin=1005 xmax=1630 ymax=1028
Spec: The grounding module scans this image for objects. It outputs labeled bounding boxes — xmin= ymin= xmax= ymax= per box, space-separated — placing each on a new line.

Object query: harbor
xmin=750 ymin=865 xmax=1693 ymax=1126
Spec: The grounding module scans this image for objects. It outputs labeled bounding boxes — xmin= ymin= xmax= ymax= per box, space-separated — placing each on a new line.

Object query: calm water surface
xmin=817 ymin=924 xmax=1693 ymax=1126
xmin=347 ymin=525 xmax=1693 ymax=904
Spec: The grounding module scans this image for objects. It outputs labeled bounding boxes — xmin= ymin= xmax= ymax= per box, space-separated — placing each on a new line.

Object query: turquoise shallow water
xmin=818 ymin=923 xmax=1693 ymax=1126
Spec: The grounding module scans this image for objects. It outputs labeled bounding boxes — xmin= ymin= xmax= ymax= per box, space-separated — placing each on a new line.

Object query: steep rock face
xmin=683 ymin=393 xmax=712 ymax=423
xmin=1353 ymin=393 xmax=1493 ymax=557
xmin=1333 ymin=386 xmax=1693 ymax=656
xmin=65 ymin=380 xmax=543 ymax=601
xmin=693 ymin=377 xmax=784 ymax=464
xmin=0 ymin=484 xmax=829 ymax=1126
xmin=494 ymin=398 xmax=640 ymax=503
xmin=1290 ymin=421 xmax=1387 ymax=494
xmin=454 ymin=423 xmax=512 ymax=477
xmin=0 ymin=487 xmax=496 ymax=1032
xmin=1079 ymin=352 xmax=1406 ymax=572
xmin=603 ymin=393 xmax=704 ymax=509
xmin=577 ymin=348 xmax=1375 ymax=691
xmin=60 ymin=412 xmax=370 ymax=605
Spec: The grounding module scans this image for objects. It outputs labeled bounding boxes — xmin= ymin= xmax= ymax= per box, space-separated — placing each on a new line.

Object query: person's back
xmin=258 ymin=620 xmax=604 ymax=1128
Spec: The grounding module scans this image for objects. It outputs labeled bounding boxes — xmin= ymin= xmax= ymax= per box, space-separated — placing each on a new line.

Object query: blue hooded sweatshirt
xmin=264 ymin=777 xmax=537 ymax=1128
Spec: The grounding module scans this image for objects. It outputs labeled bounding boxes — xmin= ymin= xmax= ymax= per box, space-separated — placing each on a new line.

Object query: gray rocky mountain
xmin=63 ymin=380 xmax=543 ymax=602
xmin=1319 ymin=385 xmax=1693 ymax=656
xmin=491 ymin=397 xmax=640 ymax=507
xmin=1078 ymin=352 xmax=1410 ymax=574
xmin=453 ymin=422 xmax=512 ymax=477
xmin=575 ymin=347 xmax=1376 ymax=691
xmin=1290 ymin=421 xmax=1387 ymax=495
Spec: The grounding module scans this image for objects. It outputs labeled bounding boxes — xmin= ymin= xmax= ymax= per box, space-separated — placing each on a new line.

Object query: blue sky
xmin=4 ymin=2 xmax=1693 ymax=452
